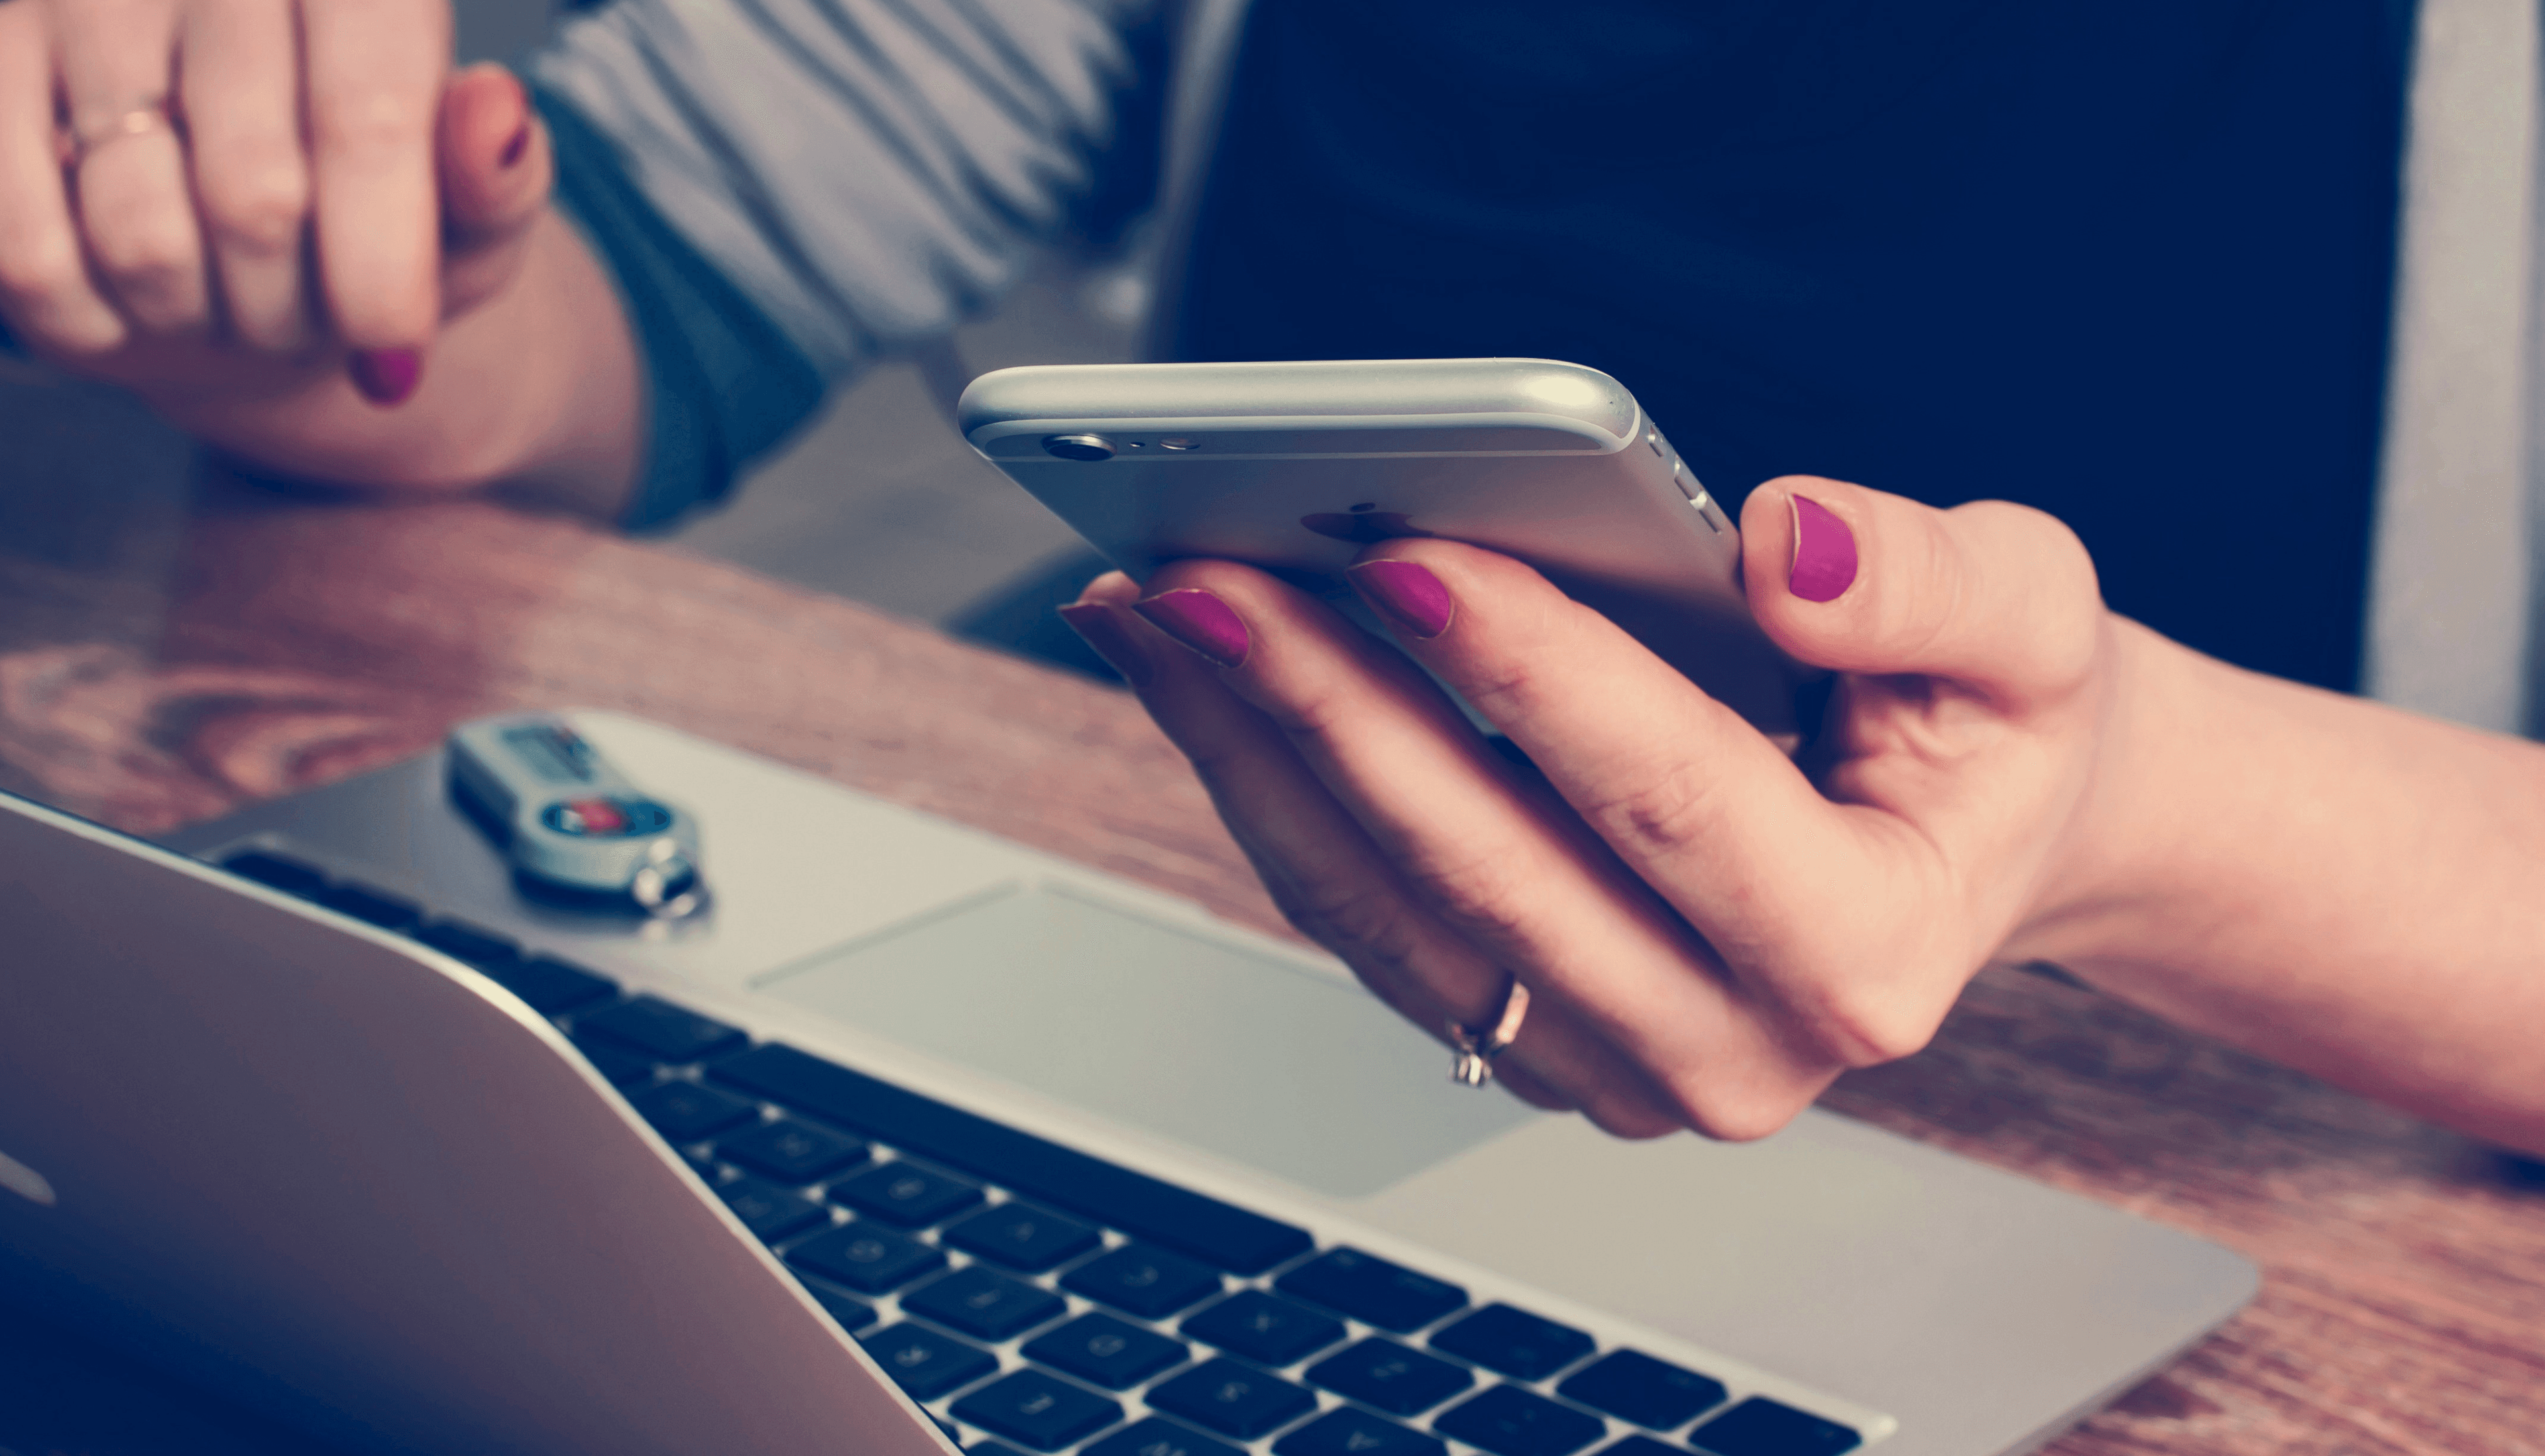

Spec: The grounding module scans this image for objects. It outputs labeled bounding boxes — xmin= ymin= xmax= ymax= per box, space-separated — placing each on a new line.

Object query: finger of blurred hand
xmin=1739 ymin=476 xmax=2102 ymax=712
xmin=179 ymin=0 xmax=313 ymax=352
xmin=303 ymin=0 xmax=448 ymax=400
xmin=56 ymin=0 xmax=213 ymax=334
xmin=0 ymin=1 xmax=128 ymax=353
xmin=1125 ymin=561 xmax=1839 ymax=1139
xmin=1064 ymin=574 xmax=1685 ymax=1134
xmin=435 ymin=62 xmax=551 ymax=312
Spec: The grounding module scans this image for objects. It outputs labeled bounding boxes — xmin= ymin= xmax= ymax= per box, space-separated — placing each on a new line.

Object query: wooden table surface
xmin=2 ymin=451 xmax=2539 ymax=1456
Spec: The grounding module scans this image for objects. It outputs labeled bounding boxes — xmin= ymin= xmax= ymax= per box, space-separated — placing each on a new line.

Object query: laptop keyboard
xmin=216 ymin=848 xmax=1868 ymax=1456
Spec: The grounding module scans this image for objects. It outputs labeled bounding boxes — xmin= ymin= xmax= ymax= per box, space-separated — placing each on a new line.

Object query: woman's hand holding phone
xmin=1062 ymin=476 xmax=2123 ymax=1139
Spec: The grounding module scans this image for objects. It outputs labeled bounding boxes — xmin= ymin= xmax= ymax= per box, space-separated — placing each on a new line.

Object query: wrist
xmin=1998 ymin=613 xmax=2224 ymax=969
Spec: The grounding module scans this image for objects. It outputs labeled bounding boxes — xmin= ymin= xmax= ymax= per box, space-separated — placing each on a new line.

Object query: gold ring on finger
xmin=1446 ymin=976 xmax=1530 ymax=1088
xmin=70 ymin=100 xmax=176 ymax=164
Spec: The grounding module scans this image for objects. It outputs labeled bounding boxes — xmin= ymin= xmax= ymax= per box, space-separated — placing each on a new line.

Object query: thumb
xmin=435 ymin=64 xmax=552 ymax=306
xmin=1740 ymin=476 xmax=2105 ymax=711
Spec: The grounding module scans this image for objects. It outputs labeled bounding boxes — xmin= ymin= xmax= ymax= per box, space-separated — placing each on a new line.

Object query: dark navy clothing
xmin=1176 ymin=2 xmax=2414 ymax=690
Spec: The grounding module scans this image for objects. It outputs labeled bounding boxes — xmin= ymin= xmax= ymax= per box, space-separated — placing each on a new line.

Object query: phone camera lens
xmin=1043 ymin=433 xmax=1115 ymax=462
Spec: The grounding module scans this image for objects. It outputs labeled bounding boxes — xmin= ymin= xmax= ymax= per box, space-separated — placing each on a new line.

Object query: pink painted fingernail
xmin=349 ymin=349 xmax=422 ymax=407
xmin=1133 ymin=588 xmax=1250 ymax=668
xmin=499 ymin=121 xmax=533 ymax=168
xmin=1058 ymin=604 xmax=1154 ymax=687
xmin=1347 ymin=558 xmax=1455 ymax=639
xmin=1787 ymin=494 xmax=1858 ymax=602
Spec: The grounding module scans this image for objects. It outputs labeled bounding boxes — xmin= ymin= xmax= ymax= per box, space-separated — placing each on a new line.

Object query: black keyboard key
xmin=221 ymin=848 xmax=327 ymax=897
xmin=717 ymin=1176 xmax=827 ymax=1242
xmin=950 ymin=1369 xmax=1122 ymax=1451
xmin=903 ymin=1265 xmax=1068 ymax=1341
xmin=413 ymin=919 xmax=520 ymax=968
xmin=1557 ymin=1351 xmax=1726 ymax=1431
xmin=1275 ymin=1408 xmax=1447 ymax=1456
xmin=943 ymin=1202 xmax=1102 ymax=1272
xmin=1184 ymin=1290 xmax=1346 ymax=1367
xmin=486 ymin=954 xmax=616 ymax=1014
xmin=1430 ymin=1304 xmax=1596 ymax=1381
xmin=570 ymin=1034 xmax=655 ymax=1088
xmin=833 ymin=1160 xmax=984 ymax=1227
xmin=1086 ymin=1418 xmax=1245 ymax=1456
xmin=1436 ymin=1386 xmax=1607 ymax=1456
xmin=1062 ymin=1244 xmax=1222 ymax=1318
xmin=317 ymin=881 xmax=423 ymax=932
xmin=628 ymin=1080 xmax=758 ymax=1141
xmin=714 ymin=1044 xmax=1312 ymax=1274
xmin=785 ymin=1223 xmax=945 ymax=1293
xmin=860 ymin=1322 xmax=998 ymax=1400
xmin=1305 ymin=1339 xmax=1471 ymax=1416
xmin=1689 ymin=1400 xmax=1858 ymax=1456
xmin=1276 ymin=1249 xmax=1465 ymax=1333
xmin=1147 ymin=1359 xmax=1318 ymax=1440
xmin=1023 ymin=1314 xmax=1188 ymax=1390
xmin=578 ymin=995 xmax=746 ymax=1064
xmin=717 ymin=1117 xmax=870 ymax=1185
xmin=972 ymin=1445 xmax=1038 ymax=1456
xmin=803 ymin=1280 xmax=877 ymax=1333
xmin=1600 ymin=1439 xmax=1687 ymax=1456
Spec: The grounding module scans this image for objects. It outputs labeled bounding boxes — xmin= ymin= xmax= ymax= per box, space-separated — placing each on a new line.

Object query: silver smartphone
xmin=958 ymin=358 xmax=1803 ymax=734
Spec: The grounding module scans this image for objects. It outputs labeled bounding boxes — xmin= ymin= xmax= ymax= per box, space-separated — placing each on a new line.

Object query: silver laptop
xmin=0 ymin=710 xmax=2254 ymax=1456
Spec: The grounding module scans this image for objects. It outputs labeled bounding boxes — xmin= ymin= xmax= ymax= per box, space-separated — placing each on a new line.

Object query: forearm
xmin=2029 ymin=619 xmax=2545 ymax=1153
xmin=156 ymin=211 xmax=642 ymax=517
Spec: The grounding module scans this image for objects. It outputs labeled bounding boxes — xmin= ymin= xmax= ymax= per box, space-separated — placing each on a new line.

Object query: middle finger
xmin=57 ymin=0 xmax=213 ymax=333
xmin=179 ymin=0 xmax=313 ymax=352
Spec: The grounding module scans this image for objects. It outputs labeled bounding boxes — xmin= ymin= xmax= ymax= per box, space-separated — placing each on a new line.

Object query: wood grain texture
xmin=3 ymin=478 xmax=2539 ymax=1455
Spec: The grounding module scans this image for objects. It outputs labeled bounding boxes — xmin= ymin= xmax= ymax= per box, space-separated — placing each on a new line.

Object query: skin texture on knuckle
xmin=201 ymin=156 xmax=313 ymax=257
xmin=85 ymin=219 xmax=201 ymax=315
xmin=1788 ymin=966 xmax=1952 ymax=1068
xmin=310 ymin=90 xmax=429 ymax=160
xmin=1950 ymin=500 xmax=2106 ymax=692
xmin=1569 ymin=755 xmax=1729 ymax=867
xmin=1272 ymin=871 xmax=1434 ymax=990
xmin=1395 ymin=841 xmax=1547 ymax=952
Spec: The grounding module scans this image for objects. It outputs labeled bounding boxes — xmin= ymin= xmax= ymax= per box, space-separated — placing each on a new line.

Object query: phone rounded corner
xmin=1492 ymin=359 xmax=1642 ymax=445
xmin=955 ymin=366 xmax=1041 ymax=439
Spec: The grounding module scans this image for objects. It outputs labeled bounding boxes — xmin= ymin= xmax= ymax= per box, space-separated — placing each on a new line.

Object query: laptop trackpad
xmin=756 ymin=881 xmax=1534 ymax=1199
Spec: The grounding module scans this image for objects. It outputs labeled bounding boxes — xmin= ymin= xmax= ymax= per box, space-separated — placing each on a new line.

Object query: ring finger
xmin=56 ymin=0 xmax=212 ymax=334
xmin=179 ymin=0 xmax=313 ymax=351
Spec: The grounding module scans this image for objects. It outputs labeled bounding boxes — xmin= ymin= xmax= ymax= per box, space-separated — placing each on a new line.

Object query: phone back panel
xmin=961 ymin=360 xmax=1801 ymax=732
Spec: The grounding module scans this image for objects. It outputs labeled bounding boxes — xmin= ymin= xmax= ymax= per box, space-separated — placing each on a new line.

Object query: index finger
xmin=302 ymin=0 xmax=447 ymax=369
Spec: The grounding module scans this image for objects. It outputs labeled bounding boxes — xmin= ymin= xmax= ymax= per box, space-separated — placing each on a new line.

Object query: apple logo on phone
xmin=1301 ymin=503 xmax=1435 ymax=544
